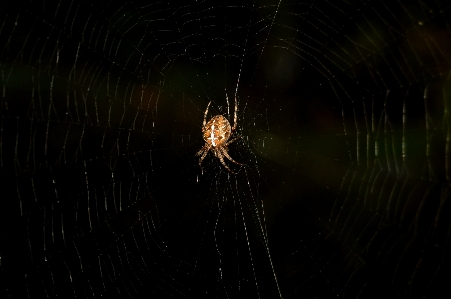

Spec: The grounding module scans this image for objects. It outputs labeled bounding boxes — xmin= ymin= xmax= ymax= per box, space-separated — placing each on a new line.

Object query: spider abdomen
xmin=202 ymin=115 xmax=231 ymax=147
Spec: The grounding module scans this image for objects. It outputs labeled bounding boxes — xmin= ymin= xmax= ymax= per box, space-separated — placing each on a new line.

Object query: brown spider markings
xmin=196 ymin=99 xmax=244 ymax=174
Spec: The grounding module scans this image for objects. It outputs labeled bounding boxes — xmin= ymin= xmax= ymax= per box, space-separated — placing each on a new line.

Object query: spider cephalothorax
xmin=196 ymin=99 xmax=243 ymax=174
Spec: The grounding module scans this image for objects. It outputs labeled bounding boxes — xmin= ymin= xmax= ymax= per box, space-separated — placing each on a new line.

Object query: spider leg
xmin=197 ymin=144 xmax=212 ymax=173
xmin=225 ymin=135 xmax=242 ymax=147
xmin=203 ymin=101 xmax=211 ymax=128
xmin=195 ymin=144 xmax=207 ymax=156
xmin=231 ymin=96 xmax=238 ymax=132
xmin=219 ymin=145 xmax=244 ymax=166
xmin=215 ymin=148 xmax=236 ymax=174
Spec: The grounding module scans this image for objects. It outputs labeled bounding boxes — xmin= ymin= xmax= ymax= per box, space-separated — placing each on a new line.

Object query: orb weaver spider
xmin=196 ymin=97 xmax=244 ymax=174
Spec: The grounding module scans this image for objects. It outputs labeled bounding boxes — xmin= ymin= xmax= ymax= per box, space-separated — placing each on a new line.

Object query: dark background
xmin=1 ymin=0 xmax=451 ymax=298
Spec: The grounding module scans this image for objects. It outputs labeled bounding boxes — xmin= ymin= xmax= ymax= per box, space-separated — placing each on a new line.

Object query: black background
xmin=1 ymin=0 xmax=451 ymax=298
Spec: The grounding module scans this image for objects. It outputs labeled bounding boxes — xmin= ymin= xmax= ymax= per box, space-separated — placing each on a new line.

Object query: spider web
xmin=1 ymin=0 xmax=451 ymax=298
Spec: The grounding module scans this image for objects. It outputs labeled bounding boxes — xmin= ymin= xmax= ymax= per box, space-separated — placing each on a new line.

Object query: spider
xmin=196 ymin=98 xmax=244 ymax=174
